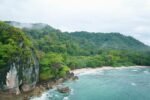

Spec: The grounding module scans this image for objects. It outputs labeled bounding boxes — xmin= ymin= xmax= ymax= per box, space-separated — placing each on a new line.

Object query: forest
xmin=1 ymin=21 xmax=150 ymax=81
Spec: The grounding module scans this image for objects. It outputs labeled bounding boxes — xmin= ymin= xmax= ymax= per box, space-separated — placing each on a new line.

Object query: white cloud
xmin=0 ymin=0 xmax=150 ymax=45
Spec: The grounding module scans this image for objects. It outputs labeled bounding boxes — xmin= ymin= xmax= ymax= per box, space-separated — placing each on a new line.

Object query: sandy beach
xmin=71 ymin=66 xmax=148 ymax=75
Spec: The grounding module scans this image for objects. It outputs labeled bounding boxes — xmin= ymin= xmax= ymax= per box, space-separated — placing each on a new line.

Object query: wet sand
xmin=71 ymin=66 xmax=148 ymax=75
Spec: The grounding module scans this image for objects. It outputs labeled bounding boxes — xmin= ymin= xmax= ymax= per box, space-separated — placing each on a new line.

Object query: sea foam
xmin=30 ymin=92 xmax=49 ymax=100
xmin=131 ymin=82 xmax=136 ymax=86
xmin=63 ymin=97 xmax=69 ymax=100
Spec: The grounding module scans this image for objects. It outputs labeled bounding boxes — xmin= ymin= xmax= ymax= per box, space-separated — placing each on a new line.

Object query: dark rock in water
xmin=57 ymin=87 xmax=70 ymax=93
xmin=72 ymin=76 xmax=79 ymax=80
xmin=65 ymin=72 xmax=78 ymax=81
xmin=69 ymin=72 xmax=74 ymax=78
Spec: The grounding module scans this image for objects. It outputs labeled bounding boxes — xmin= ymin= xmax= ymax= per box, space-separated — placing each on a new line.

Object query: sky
xmin=0 ymin=0 xmax=150 ymax=45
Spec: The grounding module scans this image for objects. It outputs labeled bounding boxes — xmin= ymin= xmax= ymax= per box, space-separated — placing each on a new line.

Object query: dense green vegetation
xmin=2 ymin=21 xmax=150 ymax=81
xmin=0 ymin=22 xmax=32 ymax=70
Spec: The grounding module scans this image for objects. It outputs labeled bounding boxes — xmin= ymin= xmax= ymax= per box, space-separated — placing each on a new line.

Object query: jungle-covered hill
xmin=3 ymin=21 xmax=150 ymax=81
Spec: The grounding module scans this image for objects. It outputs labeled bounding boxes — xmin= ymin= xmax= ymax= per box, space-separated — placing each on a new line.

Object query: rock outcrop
xmin=57 ymin=86 xmax=70 ymax=93
xmin=0 ymin=22 xmax=39 ymax=95
xmin=0 ymin=50 xmax=39 ymax=95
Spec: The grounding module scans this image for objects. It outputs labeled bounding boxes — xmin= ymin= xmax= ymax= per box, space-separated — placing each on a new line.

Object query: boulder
xmin=72 ymin=76 xmax=79 ymax=80
xmin=57 ymin=87 xmax=70 ymax=93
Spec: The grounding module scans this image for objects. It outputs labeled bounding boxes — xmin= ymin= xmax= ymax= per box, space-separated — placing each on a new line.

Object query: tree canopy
xmin=2 ymin=21 xmax=150 ymax=81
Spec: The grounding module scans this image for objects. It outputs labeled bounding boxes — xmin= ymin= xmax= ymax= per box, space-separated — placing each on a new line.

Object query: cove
xmin=31 ymin=66 xmax=150 ymax=100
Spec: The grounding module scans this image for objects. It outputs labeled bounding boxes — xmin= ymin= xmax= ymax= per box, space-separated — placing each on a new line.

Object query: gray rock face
xmin=0 ymin=51 xmax=39 ymax=95
xmin=21 ymin=52 xmax=39 ymax=92
xmin=6 ymin=63 xmax=20 ymax=95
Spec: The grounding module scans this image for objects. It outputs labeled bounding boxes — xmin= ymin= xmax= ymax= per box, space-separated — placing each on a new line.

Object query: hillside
xmin=4 ymin=21 xmax=150 ymax=80
xmin=70 ymin=31 xmax=149 ymax=51
xmin=6 ymin=21 xmax=150 ymax=55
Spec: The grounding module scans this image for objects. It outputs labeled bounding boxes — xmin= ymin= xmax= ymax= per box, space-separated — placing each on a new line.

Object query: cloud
xmin=0 ymin=0 xmax=150 ymax=45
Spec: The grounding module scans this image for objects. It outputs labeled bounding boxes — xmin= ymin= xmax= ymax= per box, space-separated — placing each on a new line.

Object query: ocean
xmin=31 ymin=67 xmax=150 ymax=100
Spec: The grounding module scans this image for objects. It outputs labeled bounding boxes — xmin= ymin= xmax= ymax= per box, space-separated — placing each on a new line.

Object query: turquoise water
xmin=31 ymin=67 xmax=150 ymax=100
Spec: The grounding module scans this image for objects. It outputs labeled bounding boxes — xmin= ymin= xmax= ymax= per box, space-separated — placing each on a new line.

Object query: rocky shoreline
xmin=0 ymin=72 xmax=78 ymax=100
xmin=1 ymin=66 xmax=147 ymax=100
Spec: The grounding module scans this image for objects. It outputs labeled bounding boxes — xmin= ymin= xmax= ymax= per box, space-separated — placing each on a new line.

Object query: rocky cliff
xmin=0 ymin=22 xmax=39 ymax=95
xmin=4 ymin=52 xmax=39 ymax=95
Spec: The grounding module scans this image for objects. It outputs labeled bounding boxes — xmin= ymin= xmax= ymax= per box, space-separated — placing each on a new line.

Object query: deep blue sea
xmin=31 ymin=67 xmax=150 ymax=100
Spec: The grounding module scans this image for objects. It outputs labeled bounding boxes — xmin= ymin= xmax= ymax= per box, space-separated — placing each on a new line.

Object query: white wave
xmin=55 ymin=94 xmax=59 ymax=97
xmin=78 ymin=71 xmax=99 ymax=76
xmin=144 ymin=70 xmax=149 ymax=74
xmin=30 ymin=92 xmax=49 ymax=100
xmin=72 ymin=67 xmax=114 ymax=76
xmin=63 ymin=97 xmax=69 ymax=100
xmin=70 ymin=88 xmax=74 ymax=95
xmin=132 ymin=69 xmax=138 ymax=72
xmin=131 ymin=82 xmax=136 ymax=86
xmin=78 ymin=70 xmax=104 ymax=76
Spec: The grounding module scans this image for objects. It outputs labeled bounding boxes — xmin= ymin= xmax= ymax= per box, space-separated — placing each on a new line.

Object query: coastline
xmin=0 ymin=66 xmax=149 ymax=100
xmin=0 ymin=73 xmax=76 ymax=100
xmin=71 ymin=66 xmax=149 ymax=75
